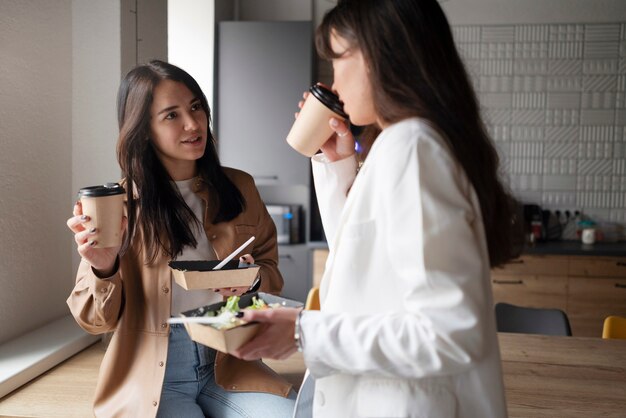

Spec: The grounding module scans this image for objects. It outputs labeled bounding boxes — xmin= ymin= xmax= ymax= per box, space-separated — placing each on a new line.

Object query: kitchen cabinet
xmin=491 ymin=255 xmax=569 ymax=312
xmin=491 ymin=275 xmax=569 ymax=312
xmin=567 ymin=257 xmax=626 ymax=337
xmin=311 ymin=249 xmax=626 ymax=338
xmin=312 ymin=248 xmax=329 ymax=289
xmin=493 ymin=255 xmax=626 ymax=338
xmin=277 ymin=245 xmax=311 ymax=303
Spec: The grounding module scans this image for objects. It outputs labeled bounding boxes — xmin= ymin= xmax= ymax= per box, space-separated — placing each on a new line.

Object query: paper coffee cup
xmin=286 ymin=84 xmax=349 ymax=157
xmin=78 ymin=183 xmax=125 ymax=248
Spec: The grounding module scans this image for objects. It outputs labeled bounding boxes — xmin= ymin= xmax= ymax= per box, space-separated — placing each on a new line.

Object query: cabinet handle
xmin=508 ymin=259 xmax=525 ymax=264
xmin=615 ymin=283 xmax=626 ymax=289
xmin=492 ymin=279 xmax=524 ymax=285
xmin=254 ymin=175 xmax=279 ymax=180
xmin=616 ymin=262 xmax=626 ymax=267
xmin=279 ymin=254 xmax=293 ymax=261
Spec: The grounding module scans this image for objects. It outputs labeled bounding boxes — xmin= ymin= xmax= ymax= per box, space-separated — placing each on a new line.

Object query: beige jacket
xmin=67 ymin=168 xmax=291 ymax=418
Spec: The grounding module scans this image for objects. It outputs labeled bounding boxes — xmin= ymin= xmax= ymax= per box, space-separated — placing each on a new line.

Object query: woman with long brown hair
xmin=66 ymin=60 xmax=296 ymax=418
xmin=233 ymin=0 xmax=515 ymax=416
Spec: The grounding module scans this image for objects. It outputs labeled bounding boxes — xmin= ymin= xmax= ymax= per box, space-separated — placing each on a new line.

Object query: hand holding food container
xmin=169 ymin=236 xmax=260 ymax=290
xmin=286 ymin=83 xmax=350 ymax=157
xmin=169 ymin=293 xmax=303 ymax=354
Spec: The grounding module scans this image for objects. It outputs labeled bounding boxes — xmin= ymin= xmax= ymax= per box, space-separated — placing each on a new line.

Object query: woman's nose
xmin=183 ymin=113 xmax=200 ymax=130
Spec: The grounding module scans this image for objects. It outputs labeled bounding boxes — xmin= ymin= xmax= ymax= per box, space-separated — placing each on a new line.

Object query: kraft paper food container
xmin=169 ymin=260 xmax=260 ymax=290
xmin=180 ymin=292 xmax=304 ymax=353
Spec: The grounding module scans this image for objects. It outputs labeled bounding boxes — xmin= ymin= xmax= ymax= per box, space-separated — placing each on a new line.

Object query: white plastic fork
xmin=212 ymin=236 xmax=256 ymax=270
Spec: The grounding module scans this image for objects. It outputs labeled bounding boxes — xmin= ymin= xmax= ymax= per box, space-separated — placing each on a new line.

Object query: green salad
xmin=203 ymin=296 xmax=279 ymax=329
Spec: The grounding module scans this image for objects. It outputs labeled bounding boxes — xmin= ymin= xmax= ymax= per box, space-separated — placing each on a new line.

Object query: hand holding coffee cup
xmin=67 ymin=183 xmax=126 ymax=277
xmin=287 ymin=84 xmax=352 ymax=159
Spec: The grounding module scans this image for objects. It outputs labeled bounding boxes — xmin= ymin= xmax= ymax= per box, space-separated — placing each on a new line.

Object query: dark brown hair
xmin=317 ymin=0 xmax=516 ymax=267
xmin=116 ymin=60 xmax=245 ymax=262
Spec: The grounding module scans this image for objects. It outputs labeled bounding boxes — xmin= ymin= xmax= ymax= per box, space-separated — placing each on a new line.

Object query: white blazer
xmin=299 ymin=118 xmax=508 ymax=418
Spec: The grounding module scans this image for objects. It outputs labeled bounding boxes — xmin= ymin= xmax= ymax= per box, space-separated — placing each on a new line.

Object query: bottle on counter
xmin=561 ymin=210 xmax=579 ymax=241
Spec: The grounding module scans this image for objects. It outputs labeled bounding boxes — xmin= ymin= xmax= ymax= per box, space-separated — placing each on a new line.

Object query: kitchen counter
xmin=523 ymin=240 xmax=626 ymax=257
xmin=310 ymin=240 xmax=626 ymax=257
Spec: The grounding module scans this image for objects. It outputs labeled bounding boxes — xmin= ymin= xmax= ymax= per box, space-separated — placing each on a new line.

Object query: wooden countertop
xmin=1 ymin=333 xmax=625 ymax=417
xmin=499 ymin=333 xmax=626 ymax=418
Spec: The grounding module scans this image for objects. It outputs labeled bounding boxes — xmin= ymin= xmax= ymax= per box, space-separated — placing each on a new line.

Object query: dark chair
xmin=495 ymin=302 xmax=572 ymax=336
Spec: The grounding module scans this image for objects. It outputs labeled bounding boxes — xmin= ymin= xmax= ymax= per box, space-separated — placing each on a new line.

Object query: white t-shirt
xmin=171 ymin=178 xmax=222 ymax=314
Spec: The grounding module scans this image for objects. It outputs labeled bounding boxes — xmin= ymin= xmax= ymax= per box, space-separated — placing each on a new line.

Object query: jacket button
xmin=231 ymin=384 xmax=237 ymax=389
xmin=161 ymin=323 xmax=168 ymax=329
xmin=162 ymin=286 xmax=169 ymax=293
xmin=159 ymin=361 xmax=164 ymax=367
xmin=316 ymin=390 xmax=325 ymax=406
xmin=100 ymin=287 xmax=108 ymax=293
xmin=152 ymin=401 xmax=157 ymax=407
xmin=211 ymin=235 xmax=217 ymax=240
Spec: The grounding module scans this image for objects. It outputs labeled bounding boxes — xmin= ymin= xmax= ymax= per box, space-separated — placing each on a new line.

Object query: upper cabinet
xmin=215 ymin=21 xmax=313 ymax=186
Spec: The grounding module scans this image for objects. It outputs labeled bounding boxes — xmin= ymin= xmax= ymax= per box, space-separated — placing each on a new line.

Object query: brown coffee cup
xmin=286 ymin=84 xmax=349 ymax=157
xmin=78 ymin=183 xmax=125 ymax=248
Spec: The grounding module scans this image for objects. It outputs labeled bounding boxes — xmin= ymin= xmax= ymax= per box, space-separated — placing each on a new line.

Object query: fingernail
xmin=330 ymin=118 xmax=338 ymax=127
xmin=81 ymin=215 xmax=88 ymax=221
xmin=89 ymin=228 xmax=96 ymax=233
xmin=235 ymin=312 xmax=244 ymax=318
xmin=76 ymin=200 xmax=82 ymax=206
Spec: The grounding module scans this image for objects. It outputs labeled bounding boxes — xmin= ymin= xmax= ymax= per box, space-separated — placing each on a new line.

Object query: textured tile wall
xmin=454 ymin=23 xmax=626 ymax=227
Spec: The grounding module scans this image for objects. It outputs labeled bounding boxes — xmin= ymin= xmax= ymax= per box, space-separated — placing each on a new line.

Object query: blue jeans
xmin=157 ymin=324 xmax=297 ymax=418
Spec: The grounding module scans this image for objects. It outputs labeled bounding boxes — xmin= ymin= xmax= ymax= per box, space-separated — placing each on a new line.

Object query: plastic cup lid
xmin=309 ymin=84 xmax=348 ymax=119
xmin=78 ymin=183 xmax=125 ymax=198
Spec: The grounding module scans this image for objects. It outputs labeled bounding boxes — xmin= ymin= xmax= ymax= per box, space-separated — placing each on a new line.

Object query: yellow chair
xmin=602 ymin=316 xmax=626 ymax=339
xmin=305 ymin=287 xmax=320 ymax=311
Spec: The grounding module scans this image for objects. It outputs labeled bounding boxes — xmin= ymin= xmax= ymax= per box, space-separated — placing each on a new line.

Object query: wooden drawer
xmin=567 ymin=277 xmax=626 ymax=338
xmin=568 ymin=256 xmax=626 ymax=278
xmin=492 ymin=255 xmax=569 ymax=276
xmin=491 ymin=274 xmax=568 ymax=311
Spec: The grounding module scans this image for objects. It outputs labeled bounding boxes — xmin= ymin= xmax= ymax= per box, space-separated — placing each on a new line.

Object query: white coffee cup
xmin=286 ymin=84 xmax=349 ymax=157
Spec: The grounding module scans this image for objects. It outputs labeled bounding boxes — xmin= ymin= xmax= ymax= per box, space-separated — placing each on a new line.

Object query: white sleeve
xmin=311 ymin=153 xmax=358 ymax=248
xmin=302 ymin=133 xmax=490 ymax=379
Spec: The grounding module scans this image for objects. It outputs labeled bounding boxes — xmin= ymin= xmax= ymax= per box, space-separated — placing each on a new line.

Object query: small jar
xmin=582 ymin=228 xmax=596 ymax=245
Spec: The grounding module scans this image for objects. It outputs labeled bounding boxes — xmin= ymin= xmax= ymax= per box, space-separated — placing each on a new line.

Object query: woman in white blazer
xmin=233 ymin=1 xmax=516 ymax=417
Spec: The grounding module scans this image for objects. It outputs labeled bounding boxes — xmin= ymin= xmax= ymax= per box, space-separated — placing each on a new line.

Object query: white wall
xmin=168 ymin=0 xmax=215 ymax=109
xmin=72 ymin=1 xmax=123 ymax=209
xmin=313 ymin=0 xmax=626 ymax=229
xmin=0 ymin=0 xmax=73 ymax=345
xmin=0 ymin=0 xmax=124 ymax=345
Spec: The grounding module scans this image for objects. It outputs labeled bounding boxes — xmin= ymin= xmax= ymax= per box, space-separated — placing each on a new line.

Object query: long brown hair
xmin=317 ymin=0 xmax=516 ymax=267
xmin=116 ymin=60 xmax=245 ymax=262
